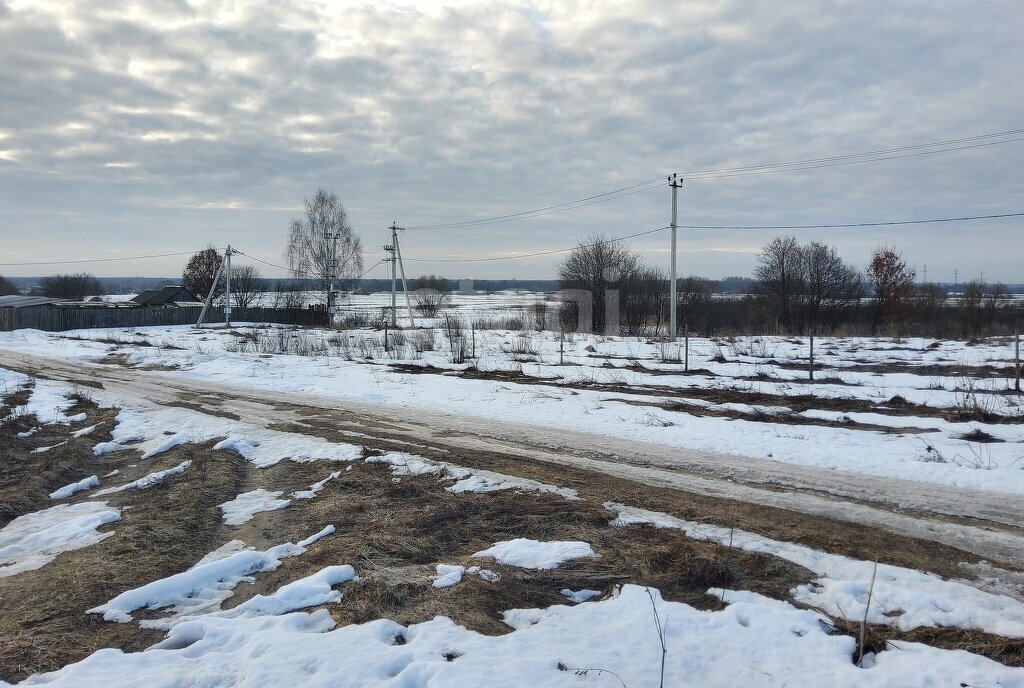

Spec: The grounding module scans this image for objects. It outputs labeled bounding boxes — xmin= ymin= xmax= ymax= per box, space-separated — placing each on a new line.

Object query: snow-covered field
xmin=1 ymin=304 xmax=1023 ymax=686
xmin=2 ymin=319 xmax=1021 ymax=493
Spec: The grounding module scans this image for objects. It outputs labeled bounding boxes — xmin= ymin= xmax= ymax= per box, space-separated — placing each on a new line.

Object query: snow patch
xmin=0 ymin=502 xmax=120 ymax=577
xmin=432 ymin=564 xmax=465 ymax=588
xmin=49 ymin=475 xmax=99 ymax=499
xmin=93 ymin=460 xmax=190 ymax=495
xmin=89 ymin=527 xmax=336 ymax=623
xmin=472 ymin=539 xmax=597 ymax=570
xmin=219 ymin=489 xmax=291 ymax=526
xmin=607 ymin=502 xmax=1024 ymax=637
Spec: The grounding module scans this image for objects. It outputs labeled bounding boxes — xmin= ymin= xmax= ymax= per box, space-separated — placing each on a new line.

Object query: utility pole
xmin=668 ymin=174 xmax=682 ymax=340
xmin=954 ymin=268 xmax=958 ymax=286
xmin=196 ymin=249 xmax=226 ymax=328
xmin=224 ymin=244 xmax=233 ymax=327
xmin=923 ymin=264 xmax=928 ymax=284
xmin=391 ymin=224 xmax=416 ymax=327
xmin=328 ymin=229 xmax=339 ymax=324
xmin=387 ymin=223 xmax=398 ymax=328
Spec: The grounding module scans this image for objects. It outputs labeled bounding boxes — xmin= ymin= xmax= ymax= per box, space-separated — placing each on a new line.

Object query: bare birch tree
xmin=286 ymin=188 xmax=363 ymax=311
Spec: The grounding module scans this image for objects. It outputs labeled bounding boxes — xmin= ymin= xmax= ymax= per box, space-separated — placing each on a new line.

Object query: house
xmin=130 ymin=286 xmax=202 ymax=307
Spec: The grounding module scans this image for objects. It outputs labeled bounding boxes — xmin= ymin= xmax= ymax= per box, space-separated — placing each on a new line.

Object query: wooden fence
xmin=0 ymin=306 xmax=328 ymax=332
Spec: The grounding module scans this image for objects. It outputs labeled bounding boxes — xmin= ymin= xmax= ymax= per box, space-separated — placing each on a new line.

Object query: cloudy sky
xmin=0 ymin=0 xmax=1021 ymax=281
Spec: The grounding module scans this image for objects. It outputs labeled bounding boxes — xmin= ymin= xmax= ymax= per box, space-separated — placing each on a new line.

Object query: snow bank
xmin=22 ymin=585 xmax=1023 ymax=688
xmin=89 ymin=526 xmax=336 ymax=623
xmin=472 ymin=539 xmax=597 ymax=570
xmin=48 ymin=475 xmax=99 ymax=499
xmin=219 ymin=489 xmax=291 ymax=526
xmin=0 ymin=502 xmax=120 ymax=577
xmin=607 ymin=502 xmax=1024 ymax=637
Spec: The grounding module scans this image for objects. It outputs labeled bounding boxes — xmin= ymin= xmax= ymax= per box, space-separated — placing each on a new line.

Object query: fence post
xmin=384 ymin=320 xmax=389 ymax=352
xmin=559 ymin=325 xmax=564 ymax=365
xmin=1015 ymin=328 xmax=1020 ymax=393
xmin=471 ymin=323 xmax=476 ymax=359
xmin=809 ymin=334 xmax=815 ymax=381
xmin=684 ymin=323 xmax=689 ymax=371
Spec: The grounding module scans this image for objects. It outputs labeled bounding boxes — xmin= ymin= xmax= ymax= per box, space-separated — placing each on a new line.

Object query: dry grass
xmin=0 ymin=440 xmax=250 ymax=683
xmin=0 ymin=395 xmax=119 ymax=526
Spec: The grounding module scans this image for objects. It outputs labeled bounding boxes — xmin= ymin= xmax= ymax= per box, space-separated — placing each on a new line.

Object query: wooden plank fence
xmin=0 ymin=306 xmax=328 ymax=332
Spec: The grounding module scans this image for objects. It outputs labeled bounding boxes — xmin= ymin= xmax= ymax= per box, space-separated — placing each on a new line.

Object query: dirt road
xmin=3 ymin=349 xmax=1023 ymax=565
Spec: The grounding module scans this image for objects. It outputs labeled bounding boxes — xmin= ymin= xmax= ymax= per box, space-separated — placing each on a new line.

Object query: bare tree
xmin=799 ymin=241 xmax=866 ymax=332
xmin=868 ymin=246 xmax=915 ymax=334
xmin=182 ymin=246 xmax=223 ymax=303
xmin=0 ymin=275 xmax=18 ymax=296
xmin=557 ymin=235 xmax=641 ymax=333
xmin=621 ymin=266 xmax=667 ymax=336
xmin=409 ymin=274 xmax=451 ymax=317
xmin=678 ymin=276 xmax=716 ymax=332
xmin=753 ymin=236 xmax=804 ymax=332
xmin=271 ymin=281 xmax=306 ymax=310
xmin=231 ymin=265 xmax=266 ymax=308
xmin=286 ymin=188 xmax=363 ymax=312
xmin=40 ymin=273 xmax=103 ymax=300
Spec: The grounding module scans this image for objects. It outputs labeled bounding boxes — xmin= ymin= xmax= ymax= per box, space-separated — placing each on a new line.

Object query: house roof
xmin=131 ymin=286 xmax=200 ymax=306
xmin=0 ymin=295 xmax=60 ymax=308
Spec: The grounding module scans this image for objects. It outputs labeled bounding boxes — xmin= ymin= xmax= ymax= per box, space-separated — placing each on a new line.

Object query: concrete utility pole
xmin=392 ymin=226 xmax=416 ymax=327
xmin=195 ymin=249 xmax=226 ymax=328
xmin=224 ymin=244 xmax=233 ymax=327
xmin=387 ymin=224 xmax=398 ymax=328
xmin=328 ymin=229 xmax=339 ymax=321
xmin=668 ymin=174 xmax=683 ymax=340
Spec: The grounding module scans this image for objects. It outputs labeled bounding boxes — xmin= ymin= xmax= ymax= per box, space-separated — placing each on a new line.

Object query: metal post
xmin=669 ymin=174 xmax=680 ymax=340
xmin=224 ymin=245 xmax=232 ymax=327
xmin=809 ymin=334 xmax=815 ymax=381
xmin=684 ymin=323 xmax=689 ymax=371
xmin=1015 ymin=329 xmax=1020 ymax=393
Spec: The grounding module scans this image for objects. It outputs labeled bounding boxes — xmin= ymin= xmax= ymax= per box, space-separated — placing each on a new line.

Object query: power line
xmin=401 ymin=211 xmax=1023 ymax=263
xmin=234 ymin=251 xmax=385 ymax=281
xmin=403 ymin=226 xmax=672 ymax=263
xmin=0 ymin=249 xmax=205 ymax=267
xmin=403 ymin=128 xmax=1024 ymax=230
xmin=405 ymin=177 xmax=666 ymax=230
xmin=679 ymin=211 xmax=1024 ymax=230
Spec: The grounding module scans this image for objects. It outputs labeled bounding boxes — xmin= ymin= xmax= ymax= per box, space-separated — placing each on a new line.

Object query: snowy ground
xmin=1 ymin=308 xmax=1023 ymax=685
xmin=2 ymin=320 xmax=1021 ymax=493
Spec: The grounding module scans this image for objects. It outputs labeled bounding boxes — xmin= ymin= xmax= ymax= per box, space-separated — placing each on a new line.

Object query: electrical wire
xmin=403 ymin=128 xmax=1024 ymax=230
xmin=400 ymin=211 xmax=1023 ymax=263
xmin=678 ymin=211 xmax=1024 ymax=230
xmin=0 ymin=249 xmax=207 ymax=267
xmin=233 ymin=250 xmax=384 ymax=281
xmin=402 ymin=226 xmax=672 ymax=263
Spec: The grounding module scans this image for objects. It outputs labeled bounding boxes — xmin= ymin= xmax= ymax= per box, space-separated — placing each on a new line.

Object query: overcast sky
xmin=0 ymin=0 xmax=1021 ymax=282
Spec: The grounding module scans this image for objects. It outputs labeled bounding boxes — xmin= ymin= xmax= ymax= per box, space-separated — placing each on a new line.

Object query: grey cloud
xmin=0 ymin=0 xmax=1020 ymax=282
